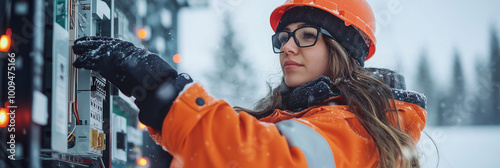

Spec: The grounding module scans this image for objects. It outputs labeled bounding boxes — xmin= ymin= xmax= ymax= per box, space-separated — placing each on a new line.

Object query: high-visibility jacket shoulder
xmin=147 ymin=83 xmax=427 ymax=168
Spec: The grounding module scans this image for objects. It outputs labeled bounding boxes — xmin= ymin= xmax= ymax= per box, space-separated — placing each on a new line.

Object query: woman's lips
xmin=283 ymin=60 xmax=302 ymax=70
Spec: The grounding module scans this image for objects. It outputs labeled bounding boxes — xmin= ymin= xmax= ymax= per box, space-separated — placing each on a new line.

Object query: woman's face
xmin=280 ymin=22 xmax=330 ymax=87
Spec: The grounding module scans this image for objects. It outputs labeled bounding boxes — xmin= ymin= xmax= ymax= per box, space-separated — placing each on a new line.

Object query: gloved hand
xmin=72 ymin=36 xmax=193 ymax=131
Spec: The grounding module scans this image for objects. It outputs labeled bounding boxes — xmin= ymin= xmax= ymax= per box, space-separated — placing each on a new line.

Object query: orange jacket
xmin=147 ymin=83 xmax=427 ymax=168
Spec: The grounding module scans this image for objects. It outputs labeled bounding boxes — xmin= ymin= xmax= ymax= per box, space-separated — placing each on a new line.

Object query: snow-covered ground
xmin=418 ymin=126 xmax=500 ymax=168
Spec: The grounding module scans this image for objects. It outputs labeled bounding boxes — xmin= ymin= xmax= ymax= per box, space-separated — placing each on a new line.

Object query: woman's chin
xmin=284 ymin=78 xmax=305 ymax=88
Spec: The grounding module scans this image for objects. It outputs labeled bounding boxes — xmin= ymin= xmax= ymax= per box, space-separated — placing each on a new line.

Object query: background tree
xmin=207 ymin=14 xmax=258 ymax=108
xmin=414 ymin=49 xmax=439 ymax=125
xmin=473 ymin=58 xmax=492 ymax=124
xmin=489 ymin=26 xmax=500 ymax=124
xmin=447 ymin=50 xmax=468 ymax=125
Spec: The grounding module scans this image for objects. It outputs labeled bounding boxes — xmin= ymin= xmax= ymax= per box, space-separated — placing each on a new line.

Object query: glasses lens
xmin=295 ymin=27 xmax=319 ymax=47
xmin=272 ymin=32 xmax=290 ymax=53
xmin=272 ymin=26 xmax=320 ymax=53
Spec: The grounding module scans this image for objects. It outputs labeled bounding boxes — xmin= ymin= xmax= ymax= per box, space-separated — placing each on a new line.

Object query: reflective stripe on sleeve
xmin=276 ymin=119 xmax=336 ymax=168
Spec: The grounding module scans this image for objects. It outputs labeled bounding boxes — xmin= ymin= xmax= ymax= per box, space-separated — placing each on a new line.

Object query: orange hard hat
xmin=270 ymin=0 xmax=376 ymax=61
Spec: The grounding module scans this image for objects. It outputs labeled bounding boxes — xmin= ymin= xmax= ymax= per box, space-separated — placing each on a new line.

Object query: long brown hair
xmin=235 ymin=36 xmax=420 ymax=167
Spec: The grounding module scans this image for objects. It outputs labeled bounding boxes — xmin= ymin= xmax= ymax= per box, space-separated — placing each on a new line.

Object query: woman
xmin=72 ymin=0 xmax=427 ymax=167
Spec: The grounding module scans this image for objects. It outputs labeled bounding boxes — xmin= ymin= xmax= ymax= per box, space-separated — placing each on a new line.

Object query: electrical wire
xmin=67 ymin=132 xmax=76 ymax=142
xmin=67 ymin=101 xmax=78 ymax=146
xmin=67 ymin=116 xmax=77 ymax=138
xmin=99 ymin=157 xmax=106 ymax=168
xmin=74 ymin=99 xmax=81 ymax=125
xmin=76 ymin=10 xmax=87 ymax=23
xmin=69 ymin=0 xmax=74 ymax=29
xmin=74 ymin=0 xmax=86 ymax=23
xmin=84 ymin=159 xmax=101 ymax=168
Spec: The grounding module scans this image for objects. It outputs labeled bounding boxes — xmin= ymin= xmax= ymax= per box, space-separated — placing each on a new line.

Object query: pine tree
xmin=447 ymin=50 xmax=467 ymax=125
xmin=489 ymin=26 xmax=500 ymax=124
xmin=207 ymin=14 xmax=257 ymax=107
xmin=415 ymin=49 xmax=433 ymax=96
xmin=473 ymin=58 xmax=492 ymax=124
xmin=452 ymin=50 xmax=465 ymax=99
xmin=414 ymin=49 xmax=438 ymax=125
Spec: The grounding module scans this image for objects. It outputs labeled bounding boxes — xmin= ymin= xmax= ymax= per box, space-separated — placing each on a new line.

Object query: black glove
xmin=72 ymin=36 xmax=193 ymax=131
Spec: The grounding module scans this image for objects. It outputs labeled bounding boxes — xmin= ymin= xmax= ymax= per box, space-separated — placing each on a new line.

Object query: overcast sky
xmin=177 ymin=0 xmax=500 ymax=104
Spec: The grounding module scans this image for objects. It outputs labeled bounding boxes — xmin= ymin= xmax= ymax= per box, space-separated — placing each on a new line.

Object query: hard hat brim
xmin=270 ymin=1 xmax=376 ymax=61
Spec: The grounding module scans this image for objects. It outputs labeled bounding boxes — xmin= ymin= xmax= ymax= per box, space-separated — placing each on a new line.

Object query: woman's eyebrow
xmin=283 ymin=23 xmax=313 ymax=32
xmin=297 ymin=23 xmax=310 ymax=27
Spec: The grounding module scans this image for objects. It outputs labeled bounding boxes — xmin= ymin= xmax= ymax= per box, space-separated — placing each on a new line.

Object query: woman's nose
xmin=282 ymin=37 xmax=298 ymax=55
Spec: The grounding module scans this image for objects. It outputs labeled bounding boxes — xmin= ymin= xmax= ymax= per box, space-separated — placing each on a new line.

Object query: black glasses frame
xmin=272 ymin=25 xmax=334 ymax=53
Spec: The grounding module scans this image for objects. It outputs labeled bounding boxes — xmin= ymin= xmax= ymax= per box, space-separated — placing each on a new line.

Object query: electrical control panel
xmin=66 ymin=0 xmax=110 ymax=158
xmin=111 ymin=113 xmax=127 ymax=162
xmin=68 ymin=71 xmax=106 ymax=156
xmin=0 ymin=0 xmax=193 ymax=167
xmin=76 ymin=0 xmax=110 ymax=37
xmin=50 ymin=17 xmax=70 ymax=154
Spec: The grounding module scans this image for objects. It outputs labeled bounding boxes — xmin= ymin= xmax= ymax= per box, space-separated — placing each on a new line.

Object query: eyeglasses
xmin=272 ymin=25 xmax=333 ymax=53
